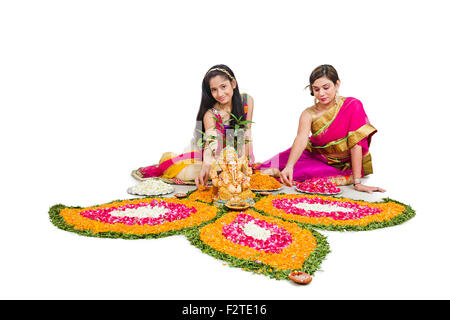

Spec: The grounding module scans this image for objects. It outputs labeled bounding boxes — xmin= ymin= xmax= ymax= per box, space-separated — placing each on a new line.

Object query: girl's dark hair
xmin=195 ymin=64 xmax=244 ymax=137
xmin=307 ymin=64 xmax=340 ymax=96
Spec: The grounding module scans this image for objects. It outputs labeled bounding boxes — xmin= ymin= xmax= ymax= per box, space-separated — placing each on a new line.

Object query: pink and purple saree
xmin=258 ymin=97 xmax=377 ymax=182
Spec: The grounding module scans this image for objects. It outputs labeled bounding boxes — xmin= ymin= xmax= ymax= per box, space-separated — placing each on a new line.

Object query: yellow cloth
xmin=158 ymin=152 xmax=201 ymax=179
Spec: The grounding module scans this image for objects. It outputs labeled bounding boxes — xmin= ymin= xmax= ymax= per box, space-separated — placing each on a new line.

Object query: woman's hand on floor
xmin=354 ymin=183 xmax=386 ymax=193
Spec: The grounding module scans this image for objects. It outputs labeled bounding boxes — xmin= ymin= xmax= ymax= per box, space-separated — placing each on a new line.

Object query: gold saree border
xmin=327 ymin=152 xmax=373 ymax=175
xmin=311 ymin=96 xmax=345 ymax=136
xmin=309 ymin=123 xmax=377 ymax=155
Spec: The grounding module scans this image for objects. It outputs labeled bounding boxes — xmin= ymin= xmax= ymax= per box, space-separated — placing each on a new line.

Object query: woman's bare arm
xmin=195 ymin=112 xmax=217 ymax=186
xmin=350 ymin=144 xmax=386 ymax=193
xmin=279 ymin=110 xmax=312 ymax=186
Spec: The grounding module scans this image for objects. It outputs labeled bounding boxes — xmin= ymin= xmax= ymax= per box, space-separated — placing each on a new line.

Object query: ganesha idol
xmin=209 ymin=146 xmax=255 ymax=203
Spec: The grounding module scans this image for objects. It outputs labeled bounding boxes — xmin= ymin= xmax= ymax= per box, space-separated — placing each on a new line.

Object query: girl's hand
xmin=195 ymin=164 xmax=211 ymax=187
xmin=248 ymin=152 xmax=255 ymax=166
xmin=354 ymin=183 xmax=386 ymax=193
xmin=280 ymin=166 xmax=294 ymax=187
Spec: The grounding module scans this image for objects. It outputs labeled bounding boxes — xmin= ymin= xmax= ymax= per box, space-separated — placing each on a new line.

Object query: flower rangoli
xmin=254 ymin=194 xmax=414 ymax=231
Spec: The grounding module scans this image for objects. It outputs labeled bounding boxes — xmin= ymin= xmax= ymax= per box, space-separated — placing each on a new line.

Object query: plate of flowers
xmin=225 ymin=198 xmax=255 ymax=211
xmin=127 ymin=179 xmax=175 ymax=196
xmin=225 ymin=201 xmax=252 ymax=211
xmin=295 ymin=177 xmax=341 ymax=196
xmin=250 ymin=173 xmax=283 ymax=192
xmin=251 ymin=187 xmax=283 ymax=192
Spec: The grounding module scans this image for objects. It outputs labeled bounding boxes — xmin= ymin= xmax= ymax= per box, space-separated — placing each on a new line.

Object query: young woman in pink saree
xmin=258 ymin=65 xmax=385 ymax=193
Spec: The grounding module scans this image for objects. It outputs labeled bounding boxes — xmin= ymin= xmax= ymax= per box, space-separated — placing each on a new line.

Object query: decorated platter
xmin=225 ymin=201 xmax=253 ymax=211
xmin=250 ymin=187 xmax=283 ymax=192
xmin=295 ymin=187 xmax=342 ymax=196
xmin=249 ymin=173 xmax=283 ymax=192
xmin=127 ymin=179 xmax=175 ymax=196
xmin=127 ymin=187 xmax=174 ymax=197
xmin=294 ymin=178 xmax=342 ymax=196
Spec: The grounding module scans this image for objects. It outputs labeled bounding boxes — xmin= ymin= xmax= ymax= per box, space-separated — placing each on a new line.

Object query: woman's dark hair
xmin=195 ymin=64 xmax=244 ymax=137
xmin=307 ymin=64 xmax=340 ymax=96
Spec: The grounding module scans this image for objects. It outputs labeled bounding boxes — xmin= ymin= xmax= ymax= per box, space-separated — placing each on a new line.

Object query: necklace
xmin=314 ymin=98 xmax=338 ymax=113
xmin=214 ymin=102 xmax=232 ymax=114
xmin=213 ymin=106 xmax=232 ymax=123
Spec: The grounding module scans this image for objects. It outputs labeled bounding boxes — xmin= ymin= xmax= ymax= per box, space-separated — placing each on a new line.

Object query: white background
xmin=1 ymin=0 xmax=449 ymax=299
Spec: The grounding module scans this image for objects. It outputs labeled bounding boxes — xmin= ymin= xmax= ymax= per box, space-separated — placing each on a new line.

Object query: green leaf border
xmin=49 ymin=190 xmax=414 ymax=281
xmin=184 ymin=208 xmax=330 ymax=280
xmin=48 ymin=194 xmax=224 ymax=240
xmin=252 ymin=193 xmax=416 ymax=232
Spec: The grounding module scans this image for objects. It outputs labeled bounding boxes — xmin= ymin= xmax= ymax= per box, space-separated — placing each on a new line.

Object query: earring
xmin=335 ymin=91 xmax=340 ymax=105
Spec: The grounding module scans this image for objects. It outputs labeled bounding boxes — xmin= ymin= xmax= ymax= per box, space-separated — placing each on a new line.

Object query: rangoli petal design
xmin=49 ymin=198 xmax=218 ymax=239
xmin=253 ymin=194 xmax=415 ymax=231
xmin=185 ymin=209 xmax=330 ymax=280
